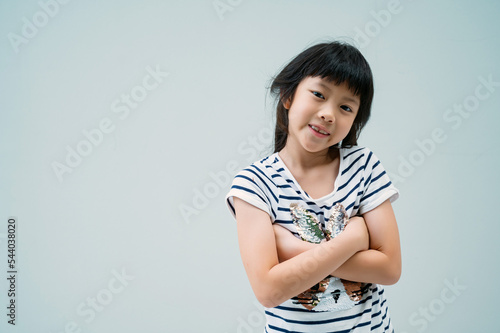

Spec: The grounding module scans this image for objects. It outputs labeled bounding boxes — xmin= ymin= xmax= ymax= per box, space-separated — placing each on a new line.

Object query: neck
xmin=278 ymin=144 xmax=339 ymax=172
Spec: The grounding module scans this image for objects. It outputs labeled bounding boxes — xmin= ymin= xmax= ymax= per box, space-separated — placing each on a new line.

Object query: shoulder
xmin=341 ymin=146 xmax=371 ymax=160
xmin=226 ymin=153 xmax=279 ymax=219
xmin=228 ymin=153 xmax=282 ymax=198
xmin=340 ymin=146 xmax=378 ymax=172
xmin=233 ymin=153 xmax=281 ymax=180
xmin=346 ymin=146 xmax=399 ymax=212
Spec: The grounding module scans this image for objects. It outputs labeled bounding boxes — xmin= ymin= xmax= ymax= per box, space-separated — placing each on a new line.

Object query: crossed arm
xmin=234 ymin=197 xmax=401 ymax=308
xmin=273 ymin=199 xmax=401 ymax=285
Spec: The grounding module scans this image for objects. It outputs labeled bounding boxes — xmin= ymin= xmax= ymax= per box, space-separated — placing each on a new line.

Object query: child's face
xmin=283 ymin=76 xmax=360 ymax=155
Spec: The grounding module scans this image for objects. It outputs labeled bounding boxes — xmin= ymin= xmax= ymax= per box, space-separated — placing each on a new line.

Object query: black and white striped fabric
xmin=225 ymin=146 xmax=399 ymax=332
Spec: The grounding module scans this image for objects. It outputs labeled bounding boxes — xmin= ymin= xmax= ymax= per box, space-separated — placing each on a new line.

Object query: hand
xmin=273 ymin=224 xmax=311 ymax=262
xmin=343 ymin=216 xmax=369 ymax=252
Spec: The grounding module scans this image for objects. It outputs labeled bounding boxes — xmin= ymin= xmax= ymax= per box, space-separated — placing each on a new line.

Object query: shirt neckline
xmin=274 ymin=150 xmax=344 ymax=202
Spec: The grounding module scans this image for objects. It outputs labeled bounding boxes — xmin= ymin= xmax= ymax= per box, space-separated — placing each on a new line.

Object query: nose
xmin=320 ymin=108 xmax=335 ymax=123
xmin=321 ymin=115 xmax=333 ymax=123
xmin=318 ymin=103 xmax=336 ymax=123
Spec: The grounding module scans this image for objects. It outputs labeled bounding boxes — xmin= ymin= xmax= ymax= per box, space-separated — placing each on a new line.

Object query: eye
xmin=312 ymin=91 xmax=325 ymax=100
xmin=341 ymin=105 xmax=353 ymax=113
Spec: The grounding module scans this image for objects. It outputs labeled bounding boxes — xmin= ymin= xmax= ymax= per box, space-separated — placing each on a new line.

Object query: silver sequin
xmin=290 ymin=203 xmax=325 ymax=244
xmin=324 ymin=203 xmax=349 ymax=240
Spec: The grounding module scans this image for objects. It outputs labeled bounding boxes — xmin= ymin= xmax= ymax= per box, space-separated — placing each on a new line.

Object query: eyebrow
xmin=342 ymin=96 xmax=360 ymax=106
xmin=316 ymin=82 xmax=360 ymax=106
xmin=317 ymin=82 xmax=332 ymax=91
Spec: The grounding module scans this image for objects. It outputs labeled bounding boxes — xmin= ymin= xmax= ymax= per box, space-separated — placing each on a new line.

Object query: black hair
xmin=269 ymin=40 xmax=374 ymax=158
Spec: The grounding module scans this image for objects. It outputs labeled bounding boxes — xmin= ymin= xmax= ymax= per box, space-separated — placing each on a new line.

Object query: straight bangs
xmin=299 ymin=44 xmax=373 ymax=102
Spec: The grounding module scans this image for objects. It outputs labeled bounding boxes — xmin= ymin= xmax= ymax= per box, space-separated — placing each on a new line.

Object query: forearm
xmin=258 ymin=232 xmax=360 ymax=308
xmin=330 ymin=249 xmax=401 ymax=285
xmin=280 ymin=240 xmax=400 ymax=285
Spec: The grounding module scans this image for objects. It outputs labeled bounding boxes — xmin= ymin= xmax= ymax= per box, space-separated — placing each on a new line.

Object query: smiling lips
xmin=309 ymin=124 xmax=330 ymax=137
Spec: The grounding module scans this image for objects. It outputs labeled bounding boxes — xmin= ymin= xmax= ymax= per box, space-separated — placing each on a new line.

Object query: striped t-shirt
xmin=225 ymin=146 xmax=399 ymax=332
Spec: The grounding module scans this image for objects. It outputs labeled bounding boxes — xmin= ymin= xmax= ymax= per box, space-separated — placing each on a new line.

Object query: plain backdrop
xmin=1 ymin=1 xmax=499 ymax=332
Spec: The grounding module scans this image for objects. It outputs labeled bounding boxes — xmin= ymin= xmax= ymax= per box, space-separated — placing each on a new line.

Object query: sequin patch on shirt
xmin=289 ymin=203 xmax=369 ymax=311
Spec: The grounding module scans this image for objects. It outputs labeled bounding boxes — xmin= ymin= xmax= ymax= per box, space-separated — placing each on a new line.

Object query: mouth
xmin=309 ymin=124 xmax=330 ymax=136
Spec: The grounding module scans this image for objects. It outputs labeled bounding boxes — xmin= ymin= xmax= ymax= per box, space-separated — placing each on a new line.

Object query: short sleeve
xmin=358 ymin=150 xmax=399 ymax=215
xmin=225 ymin=167 xmax=273 ymax=220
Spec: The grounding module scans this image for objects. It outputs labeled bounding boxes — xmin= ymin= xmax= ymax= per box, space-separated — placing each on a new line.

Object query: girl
xmin=225 ymin=41 xmax=401 ymax=332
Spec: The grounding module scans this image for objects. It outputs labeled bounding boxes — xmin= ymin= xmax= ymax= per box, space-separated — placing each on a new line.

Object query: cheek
xmin=288 ymin=110 xmax=307 ymax=128
xmin=333 ymin=120 xmax=354 ymax=141
xmin=338 ymin=117 xmax=354 ymax=131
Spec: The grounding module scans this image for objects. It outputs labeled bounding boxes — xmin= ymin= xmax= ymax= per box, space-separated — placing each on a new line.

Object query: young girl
xmin=225 ymin=41 xmax=401 ymax=332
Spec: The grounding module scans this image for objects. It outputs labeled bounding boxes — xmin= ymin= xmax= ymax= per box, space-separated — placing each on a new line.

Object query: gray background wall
xmin=1 ymin=0 xmax=499 ymax=332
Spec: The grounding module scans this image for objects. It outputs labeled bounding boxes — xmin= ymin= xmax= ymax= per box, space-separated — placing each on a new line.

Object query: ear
xmin=281 ymin=93 xmax=291 ymax=110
